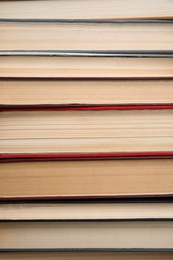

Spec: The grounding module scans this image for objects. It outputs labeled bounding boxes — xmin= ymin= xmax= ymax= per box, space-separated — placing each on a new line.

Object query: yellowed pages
xmin=0 ymin=221 xmax=173 ymax=249
xmin=1 ymin=79 xmax=173 ymax=105
xmin=0 ymin=159 xmax=172 ymax=198
xmin=0 ymin=0 xmax=173 ymax=20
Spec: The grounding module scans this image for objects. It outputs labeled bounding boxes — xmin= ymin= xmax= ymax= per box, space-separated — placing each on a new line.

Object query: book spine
xmin=1 ymin=104 xmax=173 ymax=112
xmin=1 ymin=151 xmax=173 ymax=163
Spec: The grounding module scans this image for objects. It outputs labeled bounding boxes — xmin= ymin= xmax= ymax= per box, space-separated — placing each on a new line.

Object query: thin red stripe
xmin=1 ymin=104 xmax=173 ymax=112
xmin=1 ymin=151 xmax=173 ymax=160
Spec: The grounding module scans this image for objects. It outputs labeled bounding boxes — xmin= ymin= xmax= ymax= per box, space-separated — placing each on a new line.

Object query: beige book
xmin=0 ymin=159 xmax=172 ymax=199
xmin=0 ymin=56 xmax=172 ymax=78
xmin=0 ymin=252 xmax=173 ymax=260
xmin=0 ymin=0 xmax=173 ymax=20
xmin=1 ymin=79 xmax=173 ymax=106
xmin=0 ymin=221 xmax=173 ymax=249
xmin=0 ymin=22 xmax=173 ymax=51
xmin=0 ymin=109 xmax=173 ymax=154
xmin=1 ymin=203 xmax=173 ymax=220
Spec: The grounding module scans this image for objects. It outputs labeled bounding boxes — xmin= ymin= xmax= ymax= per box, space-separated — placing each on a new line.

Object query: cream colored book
xmin=0 ymin=79 xmax=173 ymax=106
xmin=0 ymin=109 xmax=173 ymax=154
xmin=0 ymin=159 xmax=172 ymax=199
xmin=1 ymin=203 xmax=173 ymax=221
xmin=0 ymin=56 xmax=172 ymax=78
xmin=0 ymin=21 xmax=173 ymax=51
xmin=0 ymin=221 xmax=173 ymax=249
xmin=0 ymin=0 xmax=173 ymax=20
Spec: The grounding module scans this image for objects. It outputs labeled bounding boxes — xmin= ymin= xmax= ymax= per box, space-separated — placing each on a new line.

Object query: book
xmin=1 ymin=202 xmax=173 ymax=220
xmin=0 ymin=158 xmax=172 ymax=199
xmin=0 ymin=109 xmax=172 ymax=154
xmin=0 ymin=252 xmax=173 ymax=259
xmin=0 ymin=79 xmax=173 ymax=107
xmin=0 ymin=0 xmax=173 ymax=20
xmin=0 ymin=21 xmax=173 ymax=51
xmin=0 ymin=55 xmax=172 ymax=78
xmin=0 ymin=221 xmax=172 ymax=250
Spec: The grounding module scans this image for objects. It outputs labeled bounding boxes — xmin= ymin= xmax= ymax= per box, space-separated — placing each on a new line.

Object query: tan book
xmin=0 ymin=56 xmax=172 ymax=78
xmin=0 ymin=21 xmax=173 ymax=51
xmin=1 ymin=79 xmax=173 ymax=106
xmin=0 ymin=0 xmax=173 ymax=20
xmin=0 ymin=221 xmax=173 ymax=249
xmin=0 ymin=159 xmax=172 ymax=199
xmin=0 ymin=109 xmax=173 ymax=154
xmin=1 ymin=202 xmax=173 ymax=221
xmin=0 ymin=252 xmax=173 ymax=260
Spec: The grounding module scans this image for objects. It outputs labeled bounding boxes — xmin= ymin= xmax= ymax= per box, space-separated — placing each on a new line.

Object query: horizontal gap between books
xmin=0 ymin=19 xmax=173 ymax=24
xmin=1 ymin=50 xmax=173 ymax=57
xmin=0 ymin=194 xmax=173 ymax=203
xmin=0 ymin=248 xmax=173 ymax=252
xmin=1 ymin=77 xmax=173 ymax=81
xmin=0 ymin=197 xmax=173 ymax=204
xmin=1 ymin=219 xmax=173 ymax=223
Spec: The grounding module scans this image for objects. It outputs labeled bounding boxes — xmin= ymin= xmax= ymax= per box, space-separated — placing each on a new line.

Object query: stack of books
xmin=0 ymin=0 xmax=173 ymax=259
